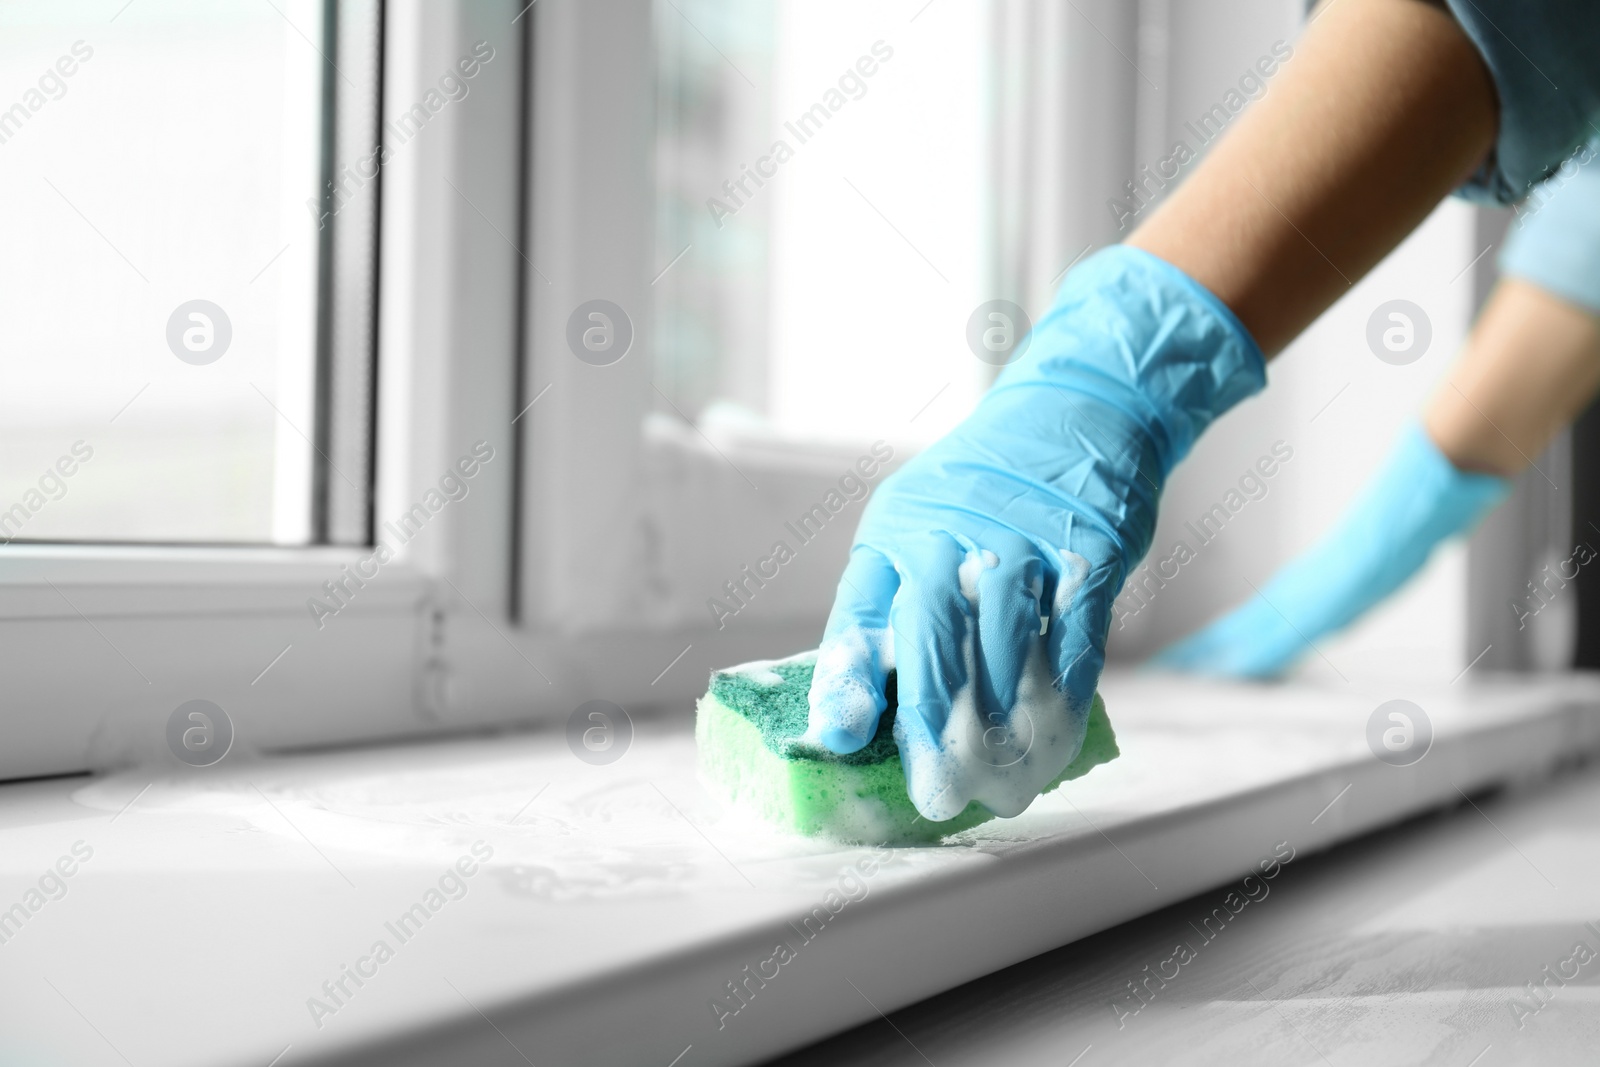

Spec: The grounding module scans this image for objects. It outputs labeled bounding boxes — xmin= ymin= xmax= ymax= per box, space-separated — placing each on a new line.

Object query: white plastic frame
xmin=0 ymin=0 xmax=519 ymax=780
xmin=0 ymin=0 xmax=824 ymax=783
xmin=2 ymin=0 xmax=1152 ymax=782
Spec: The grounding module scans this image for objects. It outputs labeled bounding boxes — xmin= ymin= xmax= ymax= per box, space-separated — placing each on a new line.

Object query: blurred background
xmin=0 ymin=0 xmax=1573 ymax=771
xmin=1 ymin=0 xmax=322 ymax=543
xmin=631 ymin=0 xmax=1564 ymax=684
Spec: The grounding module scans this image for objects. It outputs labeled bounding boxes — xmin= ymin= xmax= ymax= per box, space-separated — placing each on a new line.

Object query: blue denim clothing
xmin=1500 ymin=142 xmax=1600 ymax=313
xmin=1443 ymin=0 xmax=1600 ymax=205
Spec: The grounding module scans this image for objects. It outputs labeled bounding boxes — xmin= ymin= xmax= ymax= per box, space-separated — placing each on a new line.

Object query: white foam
xmin=897 ymin=546 xmax=1093 ymax=822
xmin=723 ymin=648 xmax=817 ymax=688
xmin=804 ymin=625 xmax=894 ymax=748
xmin=956 ymin=547 xmax=999 ymax=601
xmin=801 ymin=543 xmax=1094 ymax=822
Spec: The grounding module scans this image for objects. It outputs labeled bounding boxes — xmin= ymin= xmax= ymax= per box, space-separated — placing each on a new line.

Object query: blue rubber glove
xmin=806 ymin=246 xmax=1265 ymax=821
xmin=1153 ymin=422 xmax=1509 ymax=679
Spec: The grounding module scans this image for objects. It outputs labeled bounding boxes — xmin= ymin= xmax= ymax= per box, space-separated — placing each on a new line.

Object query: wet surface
xmin=2 ymin=672 xmax=1597 ymax=1065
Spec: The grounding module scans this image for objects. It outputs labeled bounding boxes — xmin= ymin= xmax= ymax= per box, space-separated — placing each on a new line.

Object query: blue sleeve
xmin=1499 ymin=144 xmax=1600 ymax=314
xmin=1443 ymin=0 xmax=1600 ymax=205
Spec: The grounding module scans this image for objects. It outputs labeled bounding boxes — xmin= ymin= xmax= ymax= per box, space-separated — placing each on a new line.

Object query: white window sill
xmin=2 ymin=671 xmax=1597 ymax=1066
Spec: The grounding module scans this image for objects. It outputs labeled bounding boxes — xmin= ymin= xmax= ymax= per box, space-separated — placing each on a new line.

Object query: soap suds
xmin=726 ymin=649 xmax=815 ymax=688
xmin=897 ymin=545 xmax=1094 ymax=822
xmin=956 ymin=548 xmax=1000 ymax=601
xmin=805 ymin=625 xmax=894 ymax=749
xmin=68 ymin=754 xmax=757 ymax=900
xmin=1047 ymin=544 xmax=1091 ymax=622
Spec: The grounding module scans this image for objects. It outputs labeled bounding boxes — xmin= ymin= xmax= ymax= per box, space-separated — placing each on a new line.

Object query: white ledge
xmin=2 ymin=671 xmax=1597 ymax=1066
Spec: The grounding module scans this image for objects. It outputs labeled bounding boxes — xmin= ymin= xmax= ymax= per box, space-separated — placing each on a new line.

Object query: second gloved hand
xmin=1152 ymin=422 xmax=1509 ymax=679
xmin=806 ymin=246 xmax=1266 ymax=822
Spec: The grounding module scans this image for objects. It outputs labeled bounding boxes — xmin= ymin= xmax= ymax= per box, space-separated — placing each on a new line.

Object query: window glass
xmin=0 ymin=0 xmax=324 ymax=543
xmin=653 ymin=0 xmax=993 ymax=450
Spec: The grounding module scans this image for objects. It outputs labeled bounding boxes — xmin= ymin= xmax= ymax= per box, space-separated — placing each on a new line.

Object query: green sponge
xmin=695 ymin=653 xmax=1118 ymax=844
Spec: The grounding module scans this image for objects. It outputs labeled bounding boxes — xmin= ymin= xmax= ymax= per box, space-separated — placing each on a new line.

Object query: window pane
xmin=0 ymin=0 xmax=326 ymax=543
xmin=653 ymin=0 xmax=993 ymax=449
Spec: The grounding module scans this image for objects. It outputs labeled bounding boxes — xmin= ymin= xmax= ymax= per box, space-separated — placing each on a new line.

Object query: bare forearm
xmin=1127 ymin=0 xmax=1496 ymax=356
xmin=1425 ymin=280 xmax=1600 ymax=475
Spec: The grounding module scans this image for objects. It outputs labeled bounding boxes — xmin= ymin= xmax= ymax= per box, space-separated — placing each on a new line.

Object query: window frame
xmin=0 ymin=0 xmax=527 ymax=781
xmin=510 ymin=0 xmax=1148 ymax=701
xmin=2 ymin=0 xmax=1166 ymax=784
xmin=0 ymin=0 xmax=839 ymax=785
xmin=514 ymin=0 xmax=905 ymax=713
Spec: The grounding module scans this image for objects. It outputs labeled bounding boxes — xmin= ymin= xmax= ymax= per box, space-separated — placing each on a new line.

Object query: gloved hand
xmin=805 ymin=246 xmax=1266 ymax=821
xmin=1153 ymin=422 xmax=1508 ymax=679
